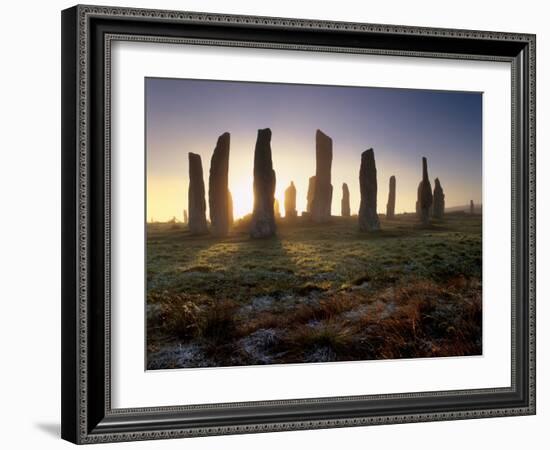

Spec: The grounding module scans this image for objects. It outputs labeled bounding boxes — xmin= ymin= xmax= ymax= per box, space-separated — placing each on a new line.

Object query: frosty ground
xmin=146 ymin=214 xmax=482 ymax=369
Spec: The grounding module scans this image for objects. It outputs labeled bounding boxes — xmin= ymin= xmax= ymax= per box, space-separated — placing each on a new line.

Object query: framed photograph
xmin=61 ymin=5 xmax=536 ymax=444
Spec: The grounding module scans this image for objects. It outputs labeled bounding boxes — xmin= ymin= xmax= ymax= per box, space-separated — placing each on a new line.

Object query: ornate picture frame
xmin=61 ymin=5 xmax=535 ymax=444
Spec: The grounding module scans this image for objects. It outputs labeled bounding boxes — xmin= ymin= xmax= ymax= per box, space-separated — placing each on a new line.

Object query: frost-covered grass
xmin=146 ymin=213 xmax=482 ymax=369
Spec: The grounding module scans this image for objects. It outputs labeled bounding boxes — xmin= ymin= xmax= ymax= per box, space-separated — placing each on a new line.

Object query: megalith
xmin=188 ymin=152 xmax=208 ymax=235
xmin=208 ymin=132 xmax=231 ymax=236
xmin=358 ymin=149 xmax=380 ymax=231
xmin=341 ymin=183 xmax=350 ymax=217
xmin=432 ymin=178 xmax=445 ymax=219
xmin=306 ymin=176 xmax=316 ymax=214
xmin=284 ymin=181 xmax=297 ymax=218
xmin=310 ymin=130 xmax=333 ymax=222
xmin=250 ymin=128 xmax=277 ymax=238
xmin=386 ymin=175 xmax=396 ymax=219
xmin=419 ymin=157 xmax=433 ymax=225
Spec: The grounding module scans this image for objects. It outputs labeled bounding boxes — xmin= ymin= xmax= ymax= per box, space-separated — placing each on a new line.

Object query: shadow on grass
xmin=146 ymin=214 xmax=482 ymax=369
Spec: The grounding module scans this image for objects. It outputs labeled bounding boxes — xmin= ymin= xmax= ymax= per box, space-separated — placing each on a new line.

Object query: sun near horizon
xmin=146 ymin=78 xmax=482 ymax=223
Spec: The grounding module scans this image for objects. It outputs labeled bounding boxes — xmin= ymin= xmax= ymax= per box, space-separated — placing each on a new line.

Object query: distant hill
xmin=445 ymin=204 xmax=482 ymax=214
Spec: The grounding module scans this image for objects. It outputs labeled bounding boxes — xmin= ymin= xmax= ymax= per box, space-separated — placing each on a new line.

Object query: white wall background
xmin=0 ymin=0 xmax=546 ymax=448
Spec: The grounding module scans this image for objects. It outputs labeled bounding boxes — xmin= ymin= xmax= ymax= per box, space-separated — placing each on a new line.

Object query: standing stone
xmin=306 ymin=176 xmax=316 ymax=214
xmin=341 ymin=183 xmax=350 ymax=217
xmin=208 ymin=132 xmax=231 ymax=236
xmin=311 ymin=130 xmax=333 ymax=222
xmin=284 ymin=181 xmax=297 ymax=218
xmin=419 ymin=157 xmax=433 ymax=225
xmin=470 ymin=200 xmax=475 ymax=215
xmin=188 ymin=153 xmax=208 ymax=235
xmin=227 ymin=190 xmax=234 ymax=227
xmin=386 ymin=176 xmax=396 ymax=219
xmin=250 ymin=128 xmax=276 ymax=238
xmin=358 ymin=149 xmax=380 ymax=231
xmin=415 ymin=181 xmax=422 ymax=217
xmin=183 ymin=209 xmax=188 ymax=225
xmin=432 ymin=178 xmax=445 ymax=219
xmin=274 ymin=199 xmax=281 ymax=218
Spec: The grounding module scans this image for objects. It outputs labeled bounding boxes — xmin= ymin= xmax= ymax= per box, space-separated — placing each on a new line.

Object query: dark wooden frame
xmin=61 ymin=4 xmax=536 ymax=444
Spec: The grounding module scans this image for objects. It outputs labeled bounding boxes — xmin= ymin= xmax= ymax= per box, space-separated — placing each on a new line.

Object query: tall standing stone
xmin=274 ymin=199 xmax=281 ymax=218
xmin=341 ymin=183 xmax=350 ymax=217
xmin=188 ymin=153 xmax=208 ymax=235
xmin=432 ymin=178 xmax=445 ymax=219
xmin=415 ymin=181 xmax=422 ymax=217
xmin=306 ymin=176 xmax=316 ymax=214
xmin=250 ymin=128 xmax=277 ymax=238
xmin=470 ymin=200 xmax=475 ymax=215
xmin=419 ymin=157 xmax=433 ymax=225
xmin=284 ymin=181 xmax=297 ymax=218
xmin=386 ymin=176 xmax=396 ymax=219
xmin=208 ymin=132 xmax=231 ymax=236
xmin=311 ymin=130 xmax=333 ymax=222
xmin=358 ymin=149 xmax=380 ymax=231
xmin=227 ymin=190 xmax=234 ymax=227
xmin=183 ymin=209 xmax=188 ymax=225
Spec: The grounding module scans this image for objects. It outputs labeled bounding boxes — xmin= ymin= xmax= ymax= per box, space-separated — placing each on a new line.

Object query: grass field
xmin=146 ymin=213 xmax=482 ymax=369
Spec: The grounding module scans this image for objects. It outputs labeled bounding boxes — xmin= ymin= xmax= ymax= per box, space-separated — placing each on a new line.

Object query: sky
xmin=145 ymin=77 xmax=482 ymax=222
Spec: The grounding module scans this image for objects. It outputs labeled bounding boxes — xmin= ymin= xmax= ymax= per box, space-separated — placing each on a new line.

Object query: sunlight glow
xmin=230 ymin=175 xmax=254 ymax=219
xmin=145 ymin=79 xmax=482 ymax=223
